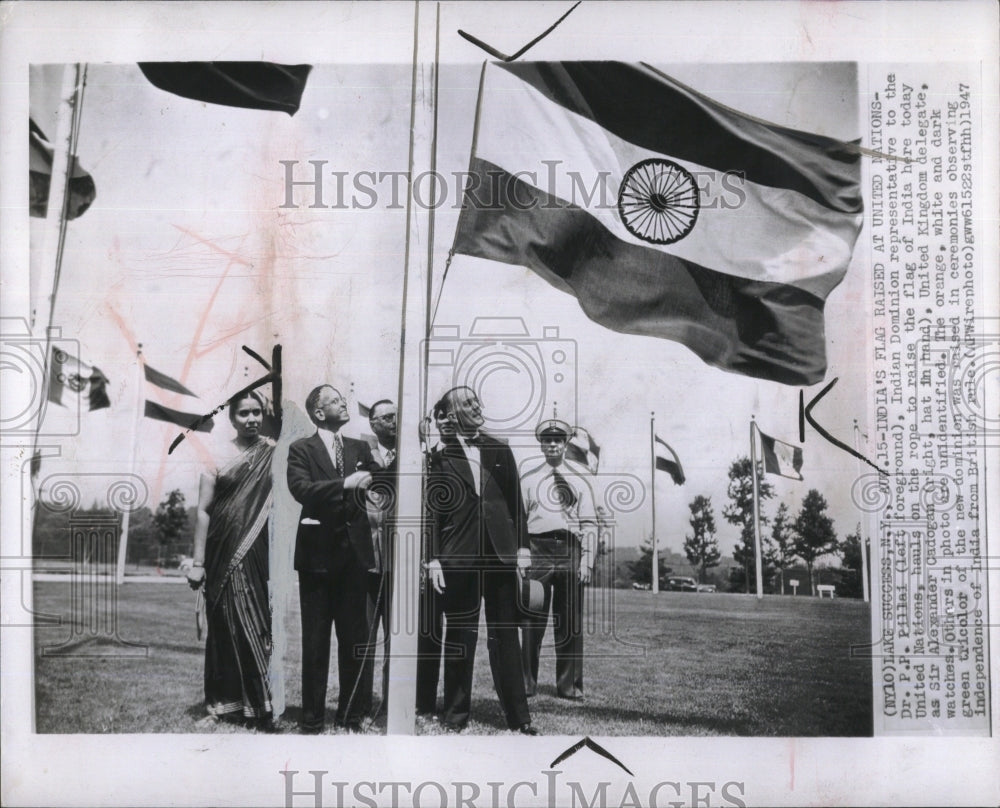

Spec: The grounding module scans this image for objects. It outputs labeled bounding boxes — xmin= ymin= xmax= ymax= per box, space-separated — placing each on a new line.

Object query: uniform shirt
xmin=521 ymin=458 xmax=599 ymax=567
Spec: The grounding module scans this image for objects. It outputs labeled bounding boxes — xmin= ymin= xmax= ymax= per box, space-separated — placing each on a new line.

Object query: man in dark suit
xmin=364 ymin=399 xmax=397 ymax=715
xmin=287 ymin=384 xmax=380 ymax=733
xmin=425 ymin=386 xmax=537 ymax=734
xmin=415 ymin=400 xmax=450 ymax=716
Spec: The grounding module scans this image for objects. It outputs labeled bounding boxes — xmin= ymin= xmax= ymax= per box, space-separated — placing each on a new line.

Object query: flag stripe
xmin=144 ymin=401 xmax=215 ymax=433
xmin=476 ymin=64 xmax=860 ymax=298
xmin=496 ymin=62 xmax=862 ymax=214
xmin=455 ymin=159 xmax=829 ymax=385
xmin=137 ymin=63 xmax=312 ymax=116
xmin=144 ymin=364 xmax=197 ymax=396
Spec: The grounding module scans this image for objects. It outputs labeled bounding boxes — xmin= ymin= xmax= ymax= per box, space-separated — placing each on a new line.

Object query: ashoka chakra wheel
xmin=617 ymin=158 xmax=699 ymax=245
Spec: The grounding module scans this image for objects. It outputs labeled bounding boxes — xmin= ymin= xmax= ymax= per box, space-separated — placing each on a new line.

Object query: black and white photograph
xmin=1 ymin=2 xmax=997 ymax=806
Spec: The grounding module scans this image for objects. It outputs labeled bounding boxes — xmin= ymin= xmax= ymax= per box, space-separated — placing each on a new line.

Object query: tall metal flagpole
xmin=650 ymin=411 xmax=658 ymax=594
xmin=854 ymin=420 xmax=871 ymax=603
xmin=387 ymin=0 xmax=438 ymax=735
xmin=750 ymin=417 xmax=764 ymax=599
xmin=116 ymin=345 xmax=145 ymax=585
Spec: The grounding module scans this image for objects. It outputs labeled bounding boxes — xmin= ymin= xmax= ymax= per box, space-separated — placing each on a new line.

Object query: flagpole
xmin=750 ymin=416 xmax=764 ymax=599
xmin=116 ymin=344 xmax=144 ymax=585
xmin=854 ymin=420 xmax=870 ymax=603
xmin=386 ymin=0 xmax=439 ymax=735
xmin=650 ymin=411 xmax=658 ymax=594
xmin=30 ymin=64 xmax=87 ymax=473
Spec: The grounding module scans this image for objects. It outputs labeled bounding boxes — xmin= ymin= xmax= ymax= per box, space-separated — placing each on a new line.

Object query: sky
xmin=27 ymin=58 xmax=868 ymax=559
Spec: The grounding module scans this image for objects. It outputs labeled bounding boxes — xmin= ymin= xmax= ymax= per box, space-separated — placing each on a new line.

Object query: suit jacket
xmin=287 ymin=431 xmax=380 ymax=573
xmin=365 ymin=444 xmax=398 ymax=574
xmin=427 ymin=432 xmax=528 ymax=566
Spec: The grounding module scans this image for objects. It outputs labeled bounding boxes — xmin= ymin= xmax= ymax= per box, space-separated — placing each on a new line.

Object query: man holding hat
xmin=519 ymin=418 xmax=599 ymax=701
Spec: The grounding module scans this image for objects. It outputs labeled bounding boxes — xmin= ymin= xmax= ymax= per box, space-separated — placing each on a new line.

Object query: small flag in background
xmin=144 ymin=363 xmax=214 ymax=433
xmin=357 ymin=402 xmax=372 ymax=419
xmin=453 ymin=62 xmax=863 ymax=386
xmin=29 ymin=119 xmax=96 ymax=220
xmin=654 ymin=434 xmax=685 ymax=485
xmin=144 ymin=364 xmax=196 ymax=396
xmin=48 ymin=348 xmax=110 ymax=411
xmin=759 ymin=431 xmax=804 ymax=480
xmin=565 ymin=426 xmax=601 ymax=474
xmin=137 ymin=62 xmax=313 ymax=116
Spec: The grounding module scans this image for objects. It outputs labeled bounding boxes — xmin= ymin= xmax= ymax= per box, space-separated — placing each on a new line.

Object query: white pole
xmin=32 ymin=64 xmax=85 ymax=334
xmin=116 ymin=345 xmax=145 ymax=585
xmin=750 ymin=417 xmax=764 ymax=599
xmin=386 ymin=0 xmax=438 ymax=735
xmin=854 ymin=420 xmax=871 ymax=603
xmin=650 ymin=411 xmax=658 ymax=594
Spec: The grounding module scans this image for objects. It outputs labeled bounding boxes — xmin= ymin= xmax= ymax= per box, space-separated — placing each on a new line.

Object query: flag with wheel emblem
xmin=453 ymin=62 xmax=863 ymax=385
xmin=47 ymin=348 xmax=110 ymax=411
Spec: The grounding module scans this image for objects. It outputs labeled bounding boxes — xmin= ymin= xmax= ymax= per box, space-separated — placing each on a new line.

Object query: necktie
xmin=334 ymin=433 xmax=344 ymax=476
xmin=384 ymin=448 xmax=395 ymax=467
xmin=552 ymin=469 xmax=577 ymax=509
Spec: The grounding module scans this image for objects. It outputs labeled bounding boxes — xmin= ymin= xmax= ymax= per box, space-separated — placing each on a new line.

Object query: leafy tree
xmin=793 ymin=489 xmax=838 ymax=594
xmin=723 ymin=456 xmax=775 ymax=593
xmin=837 ymin=524 xmax=867 ymax=599
xmin=628 ymin=534 xmax=672 ymax=588
xmin=770 ymin=502 xmax=796 ymax=595
xmin=153 ymin=489 xmax=189 ymax=567
xmin=684 ymin=495 xmax=720 ymax=583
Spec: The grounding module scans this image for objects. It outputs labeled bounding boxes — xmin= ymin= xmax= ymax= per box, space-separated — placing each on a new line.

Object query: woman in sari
xmin=186 ymin=391 xmax=275 ymax=730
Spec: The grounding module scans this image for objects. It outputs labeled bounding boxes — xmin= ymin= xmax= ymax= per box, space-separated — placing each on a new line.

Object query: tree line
xmin=630 ymin=456 xmax=870 ymax=597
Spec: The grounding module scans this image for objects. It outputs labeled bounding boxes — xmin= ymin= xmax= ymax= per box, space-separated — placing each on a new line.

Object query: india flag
xmin=453 ymin=62 xmax=863 ymax=386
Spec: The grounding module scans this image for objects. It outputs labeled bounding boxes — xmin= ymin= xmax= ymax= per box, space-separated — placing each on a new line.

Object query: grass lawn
xmin=33 ymin=581 xmax=872 ymax=736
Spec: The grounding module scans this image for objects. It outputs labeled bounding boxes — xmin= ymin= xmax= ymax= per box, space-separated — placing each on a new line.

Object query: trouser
xmin=521 ymin=532 xmax=584 ymax=698
xmin=298 ymin=560 xmax=378 ymax=730
xmin=439 ymin=559 xmax=531 ymax=729
xmin=415 ymin=581 xmax=444 ymax=714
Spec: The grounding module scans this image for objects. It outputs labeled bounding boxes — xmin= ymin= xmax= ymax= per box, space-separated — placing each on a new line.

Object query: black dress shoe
xmin=299 ymin=724 xmax=324 ymax=735
xmin=441 ymin=721 xmax=465 ymax=733
xmin=517 ymin=722 xmax=538 ymax=736
xmin=340 ymin=721 xmax=364 ymax=734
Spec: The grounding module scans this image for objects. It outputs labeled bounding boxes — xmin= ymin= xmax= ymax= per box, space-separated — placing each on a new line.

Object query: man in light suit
xmin=425 ymin=386 xmax=537 ymax=734
xmin=287 ymin=385 xmax=380 ymax=733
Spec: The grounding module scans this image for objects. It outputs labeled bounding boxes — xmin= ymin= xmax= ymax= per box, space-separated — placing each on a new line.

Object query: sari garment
xmin=202 ymin=437 xmax=275 ymax=719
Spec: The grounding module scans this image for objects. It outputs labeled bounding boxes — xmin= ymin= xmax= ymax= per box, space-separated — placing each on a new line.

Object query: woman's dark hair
xmin=228 ymin=390 xmax=265 ymax=420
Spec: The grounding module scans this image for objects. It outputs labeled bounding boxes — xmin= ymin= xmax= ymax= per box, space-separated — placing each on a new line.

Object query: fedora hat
xmin=519 ymin=576 xmax=546 ymax=614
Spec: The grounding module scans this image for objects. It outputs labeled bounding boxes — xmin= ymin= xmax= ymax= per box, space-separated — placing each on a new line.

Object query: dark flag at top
xmin=137 ymin=62 xmax=313 ymax=116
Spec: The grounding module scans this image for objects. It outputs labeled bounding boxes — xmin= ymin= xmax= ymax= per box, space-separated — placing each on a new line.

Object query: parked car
xmin=667 ymin=576 xmax=697 ymax=592
xmin=696 ymin=583 xmax=717 ymax=593
xmin=632 ymin=582 xmax=652 ymax=591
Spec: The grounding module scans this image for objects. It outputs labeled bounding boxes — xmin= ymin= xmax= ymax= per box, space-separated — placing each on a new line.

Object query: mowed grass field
xmin=33 ymin=581 xmax=872 ymax=736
